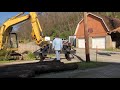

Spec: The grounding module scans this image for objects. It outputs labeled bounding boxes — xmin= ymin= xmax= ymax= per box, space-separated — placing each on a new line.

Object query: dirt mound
xmin=18 ymin=42 xmax=40 ymax=53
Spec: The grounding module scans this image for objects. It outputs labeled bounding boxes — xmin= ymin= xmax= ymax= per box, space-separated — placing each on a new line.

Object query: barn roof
xmin=103 ymin=16 xmax=120 ymax=34
xmin=74 ymin=12 xmax=120 ymax=35
xmin=96 ymin=14 xmax=120 ymax=31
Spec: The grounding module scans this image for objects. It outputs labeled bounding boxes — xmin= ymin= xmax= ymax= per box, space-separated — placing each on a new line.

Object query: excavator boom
xmin=0 ymin=12 xmax=47 ymax=50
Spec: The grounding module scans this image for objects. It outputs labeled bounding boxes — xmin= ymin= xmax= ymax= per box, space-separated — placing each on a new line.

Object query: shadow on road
xmin=72 ymin=54 xmax=85 ymax=62
xmin=97 ymin=52 xmax=111 ymax=56
xmin=97 ymin=50 xmax=120 ymax=56
xmin=59 ymin=54 xmax=85 ymax=62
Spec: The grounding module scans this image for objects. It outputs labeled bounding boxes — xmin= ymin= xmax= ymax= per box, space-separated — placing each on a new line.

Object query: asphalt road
xmin=35 ymin=63 xmax=120 ymax=78
xmin=59 ymin=48 xmax=120 ymax=64
xmin=75 ymin=48 xmax=120 ymax=63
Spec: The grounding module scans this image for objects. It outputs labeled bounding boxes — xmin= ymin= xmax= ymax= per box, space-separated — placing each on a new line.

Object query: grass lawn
xmin=0 ymin=54 xmax=54 ymax=64
xmin=76 ymin=61 xmax=109 ymax=70
xmin=0 ymin=59 xmax=35 ymax=64
xmin=0 ymin=60 xmax=16 ymax=64
xmin=47 ymin=54 xmax=55 ymax=58
xmin=0 ymin=51 xmax=36 ymax=64
xmin=104 ymin=48 xmax=120 ymax=52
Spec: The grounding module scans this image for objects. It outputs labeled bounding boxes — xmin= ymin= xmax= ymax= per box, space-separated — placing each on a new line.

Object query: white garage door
xmin=92 ymin=37 xmax=105 ymax=49
xmin=78 ymin=39 xmax=85 ymax=48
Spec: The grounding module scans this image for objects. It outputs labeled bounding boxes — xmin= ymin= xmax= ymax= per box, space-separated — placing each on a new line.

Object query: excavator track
xmin=8 ymin=51 xmax=23 ymax=60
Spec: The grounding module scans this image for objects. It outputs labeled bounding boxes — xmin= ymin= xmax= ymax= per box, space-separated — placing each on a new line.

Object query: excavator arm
xmin=0 ymin=13 xmax=29 ymax=49
xmin=0 ymin=12 xmax=49 ymax=60
xmin=29 ymin=12 xmax=48 ymax=48
xmin=0 ymin=12 xmax=47 ymax=50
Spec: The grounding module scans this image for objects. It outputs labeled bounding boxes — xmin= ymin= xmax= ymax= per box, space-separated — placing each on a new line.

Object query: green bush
xmin=0 ymin=50 xmax=8 ymax=56
xmin=25 ymin=51 xmax=36 ymax=60
xmin=0 ymin=50 xmax=10 ymax=61
xmin=47 ymin=54 xmax=55 ymax=58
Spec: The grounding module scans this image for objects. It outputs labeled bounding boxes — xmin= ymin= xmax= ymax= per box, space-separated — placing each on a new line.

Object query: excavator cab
xmin=9 ymin=33 xmax=18 ymax=50
xmin=7 ymin=32 xmax=23 ymax=60
xmin=5 ymin=27 xmax=22 ymax=60
xmin=3 ymin=26 xmax=18 ymax=51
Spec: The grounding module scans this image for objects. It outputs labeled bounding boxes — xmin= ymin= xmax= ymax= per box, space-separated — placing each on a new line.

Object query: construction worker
xmin=52 ymin=34 xmax=63 ymax=61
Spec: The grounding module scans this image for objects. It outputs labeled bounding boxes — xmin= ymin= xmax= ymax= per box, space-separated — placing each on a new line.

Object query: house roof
xmin=74 ymin=12 xmax=120 ymax=35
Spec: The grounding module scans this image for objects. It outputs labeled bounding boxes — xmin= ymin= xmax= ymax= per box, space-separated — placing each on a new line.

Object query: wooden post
xmin=96 ymin=46 xmax=98 ymax=62
xmin=83 ymin=12 xmax=90 ymax=62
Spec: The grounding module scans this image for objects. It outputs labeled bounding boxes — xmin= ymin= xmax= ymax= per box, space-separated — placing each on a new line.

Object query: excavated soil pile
xmin=0 ymin=61 xmax=78 ymax=78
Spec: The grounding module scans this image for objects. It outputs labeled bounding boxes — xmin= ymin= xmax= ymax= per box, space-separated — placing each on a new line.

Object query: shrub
xmin=0 ymin=50 xmax=10 ymax=61
xmin=24 ymin=51 xmax=36 ymax=60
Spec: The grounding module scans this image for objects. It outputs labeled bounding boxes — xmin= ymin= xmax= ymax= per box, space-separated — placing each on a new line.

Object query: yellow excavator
xmin=0 ymin=12 xmax=50 ymax=61
xmin=0 ymin=12 xmax=76 ymax=61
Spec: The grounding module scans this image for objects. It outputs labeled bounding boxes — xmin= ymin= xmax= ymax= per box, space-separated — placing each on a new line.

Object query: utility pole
xmin=83 ymin=12 xmax=90 ymax=62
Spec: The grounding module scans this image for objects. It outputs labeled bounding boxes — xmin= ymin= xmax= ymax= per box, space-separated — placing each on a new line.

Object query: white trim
xmin=74 ymin=22 xmax=80 ymax=35
xmin=74 ymin=13 xmax=110 ymax=35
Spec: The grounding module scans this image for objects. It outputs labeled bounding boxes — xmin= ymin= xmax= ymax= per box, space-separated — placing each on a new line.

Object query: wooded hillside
xmin=16 ymin=12 xmax=120 ymax=41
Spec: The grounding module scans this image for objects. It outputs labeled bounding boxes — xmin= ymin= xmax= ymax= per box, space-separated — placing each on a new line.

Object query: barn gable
xmin=74 ymin=13 xmax=114 ymax=49
xmin=74 ymin=13 xmax=110 ymax=37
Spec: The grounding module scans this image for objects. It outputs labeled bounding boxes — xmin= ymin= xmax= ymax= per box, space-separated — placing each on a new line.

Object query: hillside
xmin=16 ymin=12 xmax=83 ymax=41
xmin=15 ymin=12 xmax=120 ymax=41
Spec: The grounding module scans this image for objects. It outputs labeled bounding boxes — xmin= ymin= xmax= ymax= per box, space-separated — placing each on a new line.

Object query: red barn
xmin=74 ymin=13 xmax=113 ymax=49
